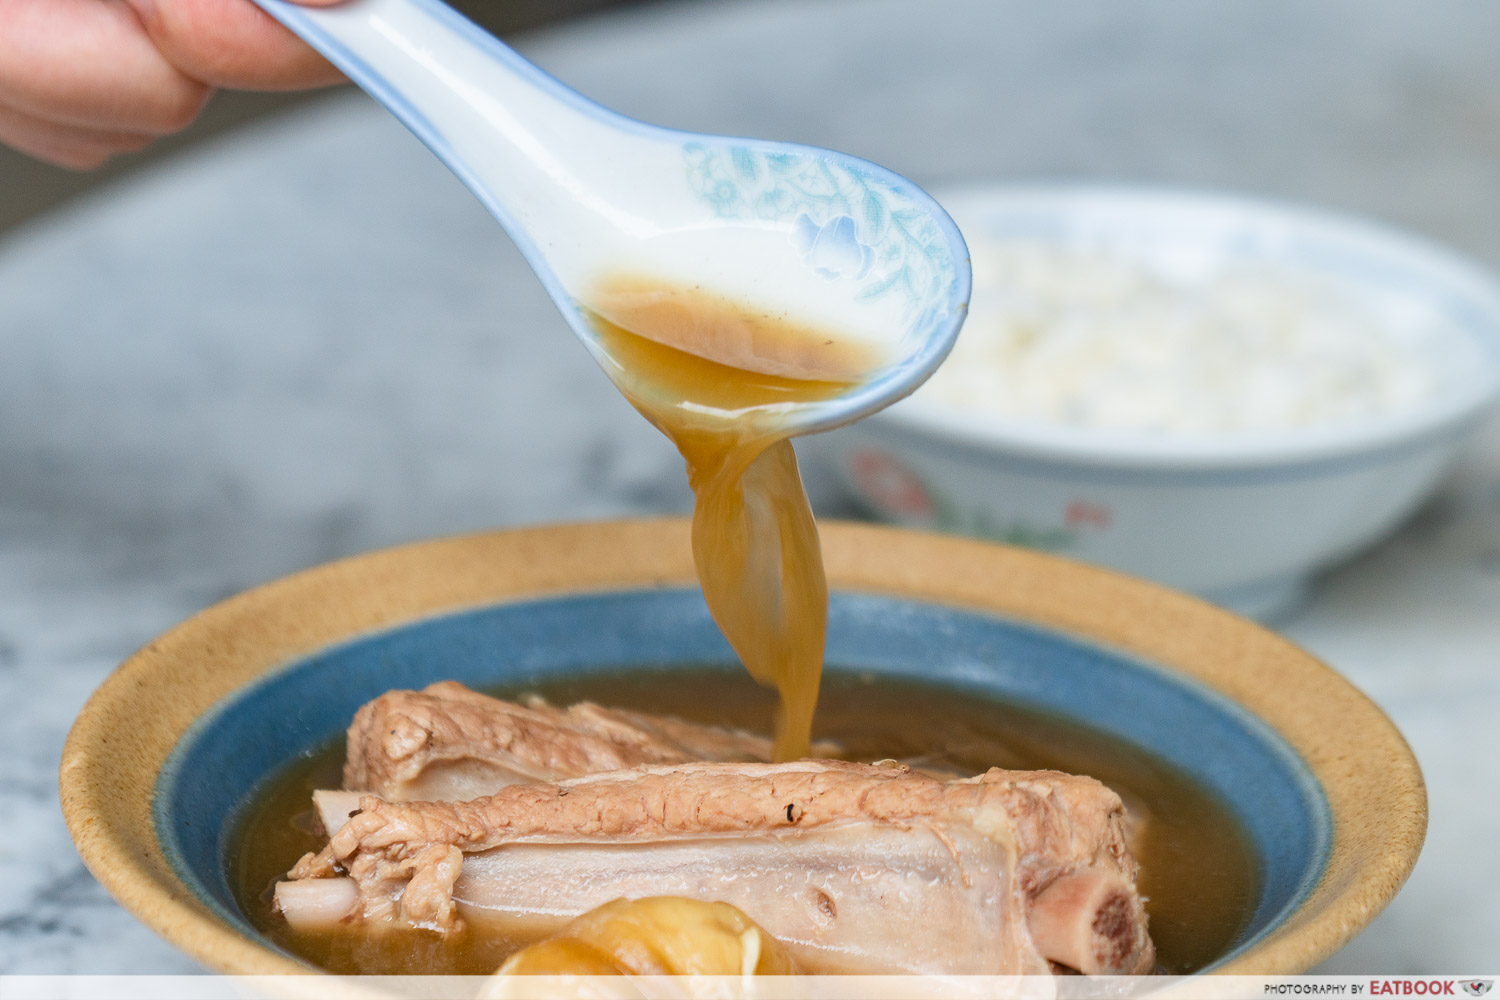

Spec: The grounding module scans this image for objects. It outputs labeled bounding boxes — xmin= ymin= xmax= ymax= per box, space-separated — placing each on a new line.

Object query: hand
xmin=0 ymin=0 xmax=347 ymax=169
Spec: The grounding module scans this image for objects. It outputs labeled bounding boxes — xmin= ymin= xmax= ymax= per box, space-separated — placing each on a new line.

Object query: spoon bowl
xmin=252 ymin=0 xmax=971 ymax=432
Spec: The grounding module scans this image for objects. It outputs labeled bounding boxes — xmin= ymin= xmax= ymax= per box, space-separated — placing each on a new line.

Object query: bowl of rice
xmin=819 ymin=184 xmax=1500 ymax=619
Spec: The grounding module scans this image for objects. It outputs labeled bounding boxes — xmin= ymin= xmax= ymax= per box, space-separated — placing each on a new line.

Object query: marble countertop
xmin=3 ymin=0 xmax=1499 ymax=974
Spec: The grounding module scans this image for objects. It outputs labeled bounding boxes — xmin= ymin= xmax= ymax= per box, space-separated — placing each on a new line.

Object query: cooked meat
xmin=343 ymin=681 xmax=785 ymax=800
xmin=278 ymin=760 xmax=1153 ymax=975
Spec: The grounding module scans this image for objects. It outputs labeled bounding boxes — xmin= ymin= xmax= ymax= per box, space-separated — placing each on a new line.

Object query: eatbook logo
xmin=1462 ymin=982 xmax=1493 ymax=997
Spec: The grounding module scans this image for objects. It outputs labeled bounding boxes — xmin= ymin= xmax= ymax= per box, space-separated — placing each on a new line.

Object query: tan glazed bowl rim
xmin=60 ymin=518 xmax=1426 ymax=976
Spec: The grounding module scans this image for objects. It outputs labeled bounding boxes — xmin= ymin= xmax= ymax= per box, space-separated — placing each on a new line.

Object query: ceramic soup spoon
xmin=251 ymin=0 xmax=970 ymax=430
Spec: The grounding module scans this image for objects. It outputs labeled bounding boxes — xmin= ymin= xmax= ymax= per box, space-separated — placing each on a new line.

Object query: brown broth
xmin=231 ymin=669 xmax=1258 ymax=976
xmin=584 ymin=278 xmax=878 ymax=759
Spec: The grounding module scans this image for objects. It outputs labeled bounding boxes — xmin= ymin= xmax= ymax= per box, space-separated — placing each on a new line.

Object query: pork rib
xmin=280 ymin=760 xmax=1154 ymax=975
xmin=343 ymin=681 xmax=781 ymax=800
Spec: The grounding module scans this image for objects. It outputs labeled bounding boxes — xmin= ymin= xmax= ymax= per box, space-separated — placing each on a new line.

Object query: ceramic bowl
xmin=61 ymin=520 xmax=1424 ymax=975
xmin=818 ymin=184 xmax=1500 ymax=620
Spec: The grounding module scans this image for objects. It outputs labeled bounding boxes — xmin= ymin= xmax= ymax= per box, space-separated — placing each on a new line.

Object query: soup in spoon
xmin=582 ymin=274 xmax=882 ymax=759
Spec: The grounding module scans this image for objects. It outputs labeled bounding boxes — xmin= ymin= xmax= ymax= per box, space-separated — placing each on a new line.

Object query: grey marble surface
xmin=3 ymin=0 xmax=1499 ymax=974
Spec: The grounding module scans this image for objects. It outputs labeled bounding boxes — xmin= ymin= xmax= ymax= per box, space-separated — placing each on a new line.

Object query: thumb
xmin=125 ymin=0 xmax=346 ymax=91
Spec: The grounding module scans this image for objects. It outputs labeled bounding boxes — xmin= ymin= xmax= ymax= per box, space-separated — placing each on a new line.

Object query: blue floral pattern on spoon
xmin=684 ymin=143 xmax=958 ymax=319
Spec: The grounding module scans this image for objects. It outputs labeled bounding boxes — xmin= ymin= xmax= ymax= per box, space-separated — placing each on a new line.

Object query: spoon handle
xmin=250 ymin=0 xmax=632 ymax=273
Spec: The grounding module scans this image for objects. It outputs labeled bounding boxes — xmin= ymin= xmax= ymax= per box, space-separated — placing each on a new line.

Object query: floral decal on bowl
xmin=850 ymin=449 xmax=936 ymax=520
xmin=847 ymin=448 xmax=1082 ymax=551
xmin=953 ymin=512 xmax=1076 ymax=551
xmin=683 ymin=143 xmax=957 ymax=320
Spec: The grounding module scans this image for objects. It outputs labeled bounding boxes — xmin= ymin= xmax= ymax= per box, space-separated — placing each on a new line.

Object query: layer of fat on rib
xmin=449 ymin=824 xmax=1044 ymax=975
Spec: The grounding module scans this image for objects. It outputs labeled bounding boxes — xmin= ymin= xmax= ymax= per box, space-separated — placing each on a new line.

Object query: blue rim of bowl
xmin=152 ymin=587 xmax=1332 ymax=973
xmin=880 ymin=182 xmax=1500 ymax=470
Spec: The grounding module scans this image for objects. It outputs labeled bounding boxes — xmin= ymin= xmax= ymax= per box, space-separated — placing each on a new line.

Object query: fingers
xmin=0 ymin=102 xmax=154 ymax=171
xmin=0 ymin=0 xmax=348 ymax=168
xmin=0 ymin=0 xmax=212 ymax=134
xmin=126 ymin=0 xmax=346 ymax=92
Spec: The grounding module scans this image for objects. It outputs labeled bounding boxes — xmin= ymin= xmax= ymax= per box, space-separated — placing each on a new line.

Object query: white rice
xmin=918 ymin=240 xmax=1444 ymax=434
